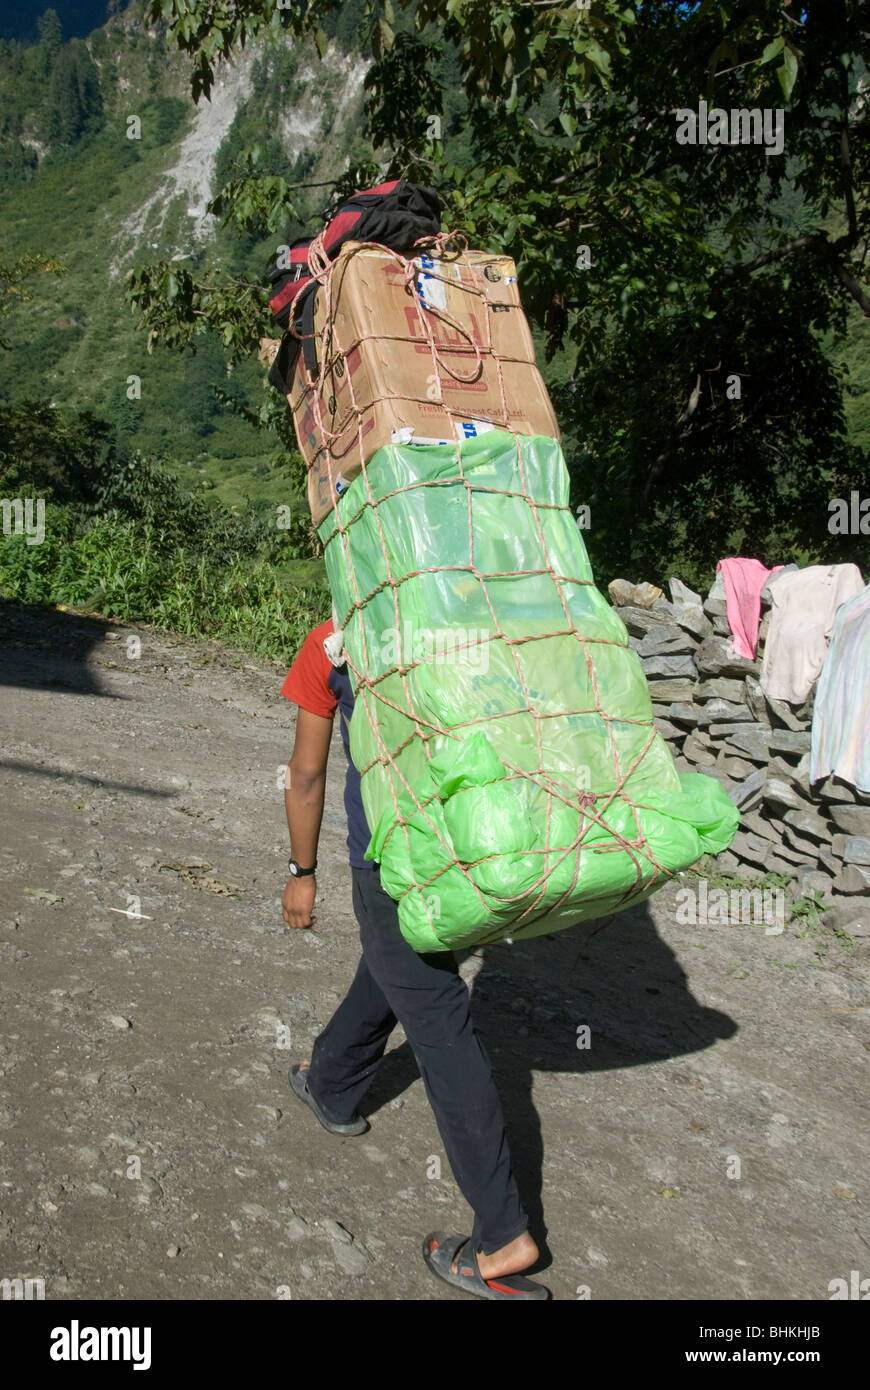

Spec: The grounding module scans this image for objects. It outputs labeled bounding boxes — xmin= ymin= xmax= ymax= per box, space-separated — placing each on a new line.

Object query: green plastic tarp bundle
xmin=316 ymin=430 xmax=738 ymax=952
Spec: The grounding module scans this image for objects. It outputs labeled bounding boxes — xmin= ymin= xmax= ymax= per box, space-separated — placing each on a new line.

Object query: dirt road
xmin=1 ymin=599 xmax=867 ymax=1301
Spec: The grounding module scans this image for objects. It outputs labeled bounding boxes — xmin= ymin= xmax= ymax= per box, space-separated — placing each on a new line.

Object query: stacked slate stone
xmin=609 ymin=574 xmax=870 ymax=909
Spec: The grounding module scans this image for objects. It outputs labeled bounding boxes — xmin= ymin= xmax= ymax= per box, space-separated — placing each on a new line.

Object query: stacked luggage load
xmin=264 ymin=184 xmax=738 ymax=950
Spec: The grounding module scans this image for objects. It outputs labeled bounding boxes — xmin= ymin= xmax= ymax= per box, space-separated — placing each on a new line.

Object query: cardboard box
xmin=283 ymin=242 xmax=561 ymax=525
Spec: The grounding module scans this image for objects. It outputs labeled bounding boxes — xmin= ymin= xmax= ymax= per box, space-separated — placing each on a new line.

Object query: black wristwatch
xmin=288 ymin=858 xmax=317 ymax=877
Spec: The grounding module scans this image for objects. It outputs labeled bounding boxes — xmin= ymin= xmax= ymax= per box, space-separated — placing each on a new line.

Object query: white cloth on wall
xmin=810 ymin=585 xmax=870 ymax=793
xmin=760 ymin=563 xmax=865 ymax=705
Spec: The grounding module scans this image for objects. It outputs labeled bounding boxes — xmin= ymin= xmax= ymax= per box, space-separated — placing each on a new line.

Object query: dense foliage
xmin=139 ymin=0 xmax=869 ymax=589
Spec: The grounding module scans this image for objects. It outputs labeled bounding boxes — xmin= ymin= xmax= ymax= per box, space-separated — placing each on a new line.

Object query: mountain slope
xmin=0 ymin=0 xmax=371 ymax=514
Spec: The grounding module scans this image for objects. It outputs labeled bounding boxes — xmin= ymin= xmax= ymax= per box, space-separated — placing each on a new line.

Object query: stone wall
xmin=610 ymin=576 xmax=870 ymax=917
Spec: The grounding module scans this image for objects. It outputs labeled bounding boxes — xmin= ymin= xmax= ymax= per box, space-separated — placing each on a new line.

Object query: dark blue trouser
xmin=306 ymin=864 xmax=529 ymax=1256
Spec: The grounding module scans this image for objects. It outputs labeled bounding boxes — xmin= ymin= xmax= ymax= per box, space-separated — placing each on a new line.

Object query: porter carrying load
xmin=266 ymin=224 xmax=738 ymax=950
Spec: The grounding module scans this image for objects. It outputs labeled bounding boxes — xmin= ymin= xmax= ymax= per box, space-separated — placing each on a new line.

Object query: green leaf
xmin=559 ymin=111 xmax=577 ymax=137
xmin=505 ymin=76 xmax=518 ymax=114
xmin=759 ymin=35 xmax=784 ymax=65
xmin=584 ymin=39 xmax=612 ymax=77
xmin=778 ymin=47 xmax=798 ymax=100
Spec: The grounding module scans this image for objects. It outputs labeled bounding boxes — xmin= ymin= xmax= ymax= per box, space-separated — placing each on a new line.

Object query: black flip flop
xmin=289 ymin=1063 xmax=369 ymax=1136
xmin=422 ymin=1232 xmax=550 ymax=1300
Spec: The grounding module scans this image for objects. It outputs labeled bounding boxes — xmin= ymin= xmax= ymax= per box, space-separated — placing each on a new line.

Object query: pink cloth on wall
xmin=716 ymin=557 xmax=783 ymax=660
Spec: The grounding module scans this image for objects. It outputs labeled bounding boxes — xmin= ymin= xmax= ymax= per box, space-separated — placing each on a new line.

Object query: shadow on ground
xmin=0 ymin=598 xmax=121 ymax=698
xmin=356 ymin=902 xmax=736 ymax=1272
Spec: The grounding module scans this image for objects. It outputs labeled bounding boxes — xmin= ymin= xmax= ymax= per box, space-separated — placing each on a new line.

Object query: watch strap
xmin=289 ymin=858 xmax=317 ymax=877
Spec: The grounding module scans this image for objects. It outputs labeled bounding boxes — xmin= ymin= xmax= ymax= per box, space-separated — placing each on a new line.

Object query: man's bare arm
xmin=282 ymin=707 xmax=333 ymax=930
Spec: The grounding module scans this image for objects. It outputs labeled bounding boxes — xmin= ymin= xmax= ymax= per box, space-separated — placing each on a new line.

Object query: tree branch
xmin=839 ymin=64 xmax=858 ymax=244
xmin=721 ymin=231 xmax=870 ymax=316
xmin=722 ymin=233 xmax=824 ymax=275
xmin=819 ymin=240 xmax=870 ymax=316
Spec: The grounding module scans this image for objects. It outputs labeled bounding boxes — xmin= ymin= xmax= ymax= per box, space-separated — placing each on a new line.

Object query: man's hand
xmin=282 ymin=875 xmax=317 ymax=930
